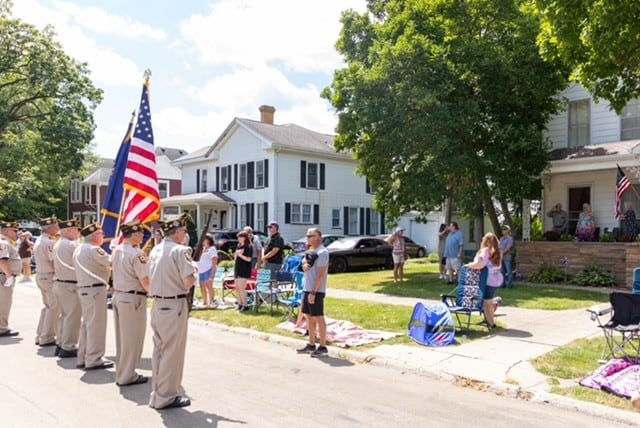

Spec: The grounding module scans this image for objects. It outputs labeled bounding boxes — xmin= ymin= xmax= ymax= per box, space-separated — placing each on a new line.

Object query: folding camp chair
xmin=246 ymin=269 xmax=280 ymax=313
xmin=587 ymin=292 xmax=640 ymax=362
xmin=277 ymin=272 xmax=304 ymax=320
xmin=222 ymin=269 xmax=257 ymax=302
xmin=441 ymin=266 xmax=488 ymax=333
xmin=408 ymin=301 xmax=456 ymax=347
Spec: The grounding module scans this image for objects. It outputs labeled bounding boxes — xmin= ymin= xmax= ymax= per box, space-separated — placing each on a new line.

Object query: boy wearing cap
xmin=261 ymin=221 xmax=285 ymax=276
xmin=500 ymin=225 xmax=515 ymax=288
xmin=0 ymin=221 xmax=22 ymax=337
xmin=111 ymin=220 xmax=150 ymax=386
xmin=148 ymin=213 xmax=197 ymax=409
xmin=73 ymin=223 xmax=112 ymax=370
xmin=33 ymin=216 xmax=60 ymax=347
xmin=52 ymin=219 xmax=82 ymax=358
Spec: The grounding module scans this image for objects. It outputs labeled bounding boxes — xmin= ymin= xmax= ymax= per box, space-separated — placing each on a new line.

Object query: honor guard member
xmin=52 ymin=219 xmax=82 ymax=358
xmin=33 ymin=216 xmax=60 ymax=347
xmin=0 ymin=221 xmax=22 ymax=337
xmin=73 ymin=223 xmax=112 ymax=370
xmin=111 ymin=220 xmax=150 ymax=386
xmin=148 ymin=213 xmax=197 ymax=409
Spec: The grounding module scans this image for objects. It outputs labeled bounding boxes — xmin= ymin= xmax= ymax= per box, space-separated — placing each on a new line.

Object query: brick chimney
xmin=259 ymin=105 xmax=276 ymax=125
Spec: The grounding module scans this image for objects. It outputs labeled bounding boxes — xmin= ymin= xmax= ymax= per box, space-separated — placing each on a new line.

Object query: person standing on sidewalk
xmin=444 ymin=222 xmax=464 ymax=284
xmin=244 ymin=226 xmax=262 ymax=270
xmin=52 ymin=219 xmax=82 ymax=358
xmin=386 ymin=227 xmax=407 ymax=283
xmin=0 ymin=221 xmax=22 ymax=338
xmin=261 ymin=221 xmax=285 ymax=275
xmin=73 ymin=223 xmax=112 ymax=370
xmin=500 ymin=225 xmax=515 ymax=288
xmin=33 ymin=216 xmax=60 ymax=347
xmin=296 ymin=227 xmax=330 ymax=358
xmin=148 ymin=213 xmax=197 ymax=409
xmin=111 ymin=220 xmax=149 ymax=386
xmin=467 ymin=232 xmax=502 ymax=329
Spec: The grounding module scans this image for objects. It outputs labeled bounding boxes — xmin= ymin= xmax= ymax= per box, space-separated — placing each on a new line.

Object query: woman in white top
xmin=467 ymin=232 xmax=502 ymax=328
xmin=196 ymin=235 xmax=218 ymax=308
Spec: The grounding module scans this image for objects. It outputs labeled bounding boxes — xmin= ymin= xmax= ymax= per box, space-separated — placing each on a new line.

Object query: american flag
xmin=616 ymin=164 xmax=632 ymax=220
xmin=122 ymin=81 xmax=160 ymax=224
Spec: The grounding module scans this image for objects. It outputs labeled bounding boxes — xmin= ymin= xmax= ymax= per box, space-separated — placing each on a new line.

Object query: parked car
xmin=211 ymin=228 xmax=290 ymax=259
xmin=376 ymin=234 xmax=428 ymax=258
xmin=327 ymin=236 xmax=393 ymax=274
xmin=290 ymin=234 xmax=344 ymax=253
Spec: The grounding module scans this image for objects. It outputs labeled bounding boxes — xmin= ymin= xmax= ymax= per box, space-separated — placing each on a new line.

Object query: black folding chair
xmin=587 ymin=292 xmax=640 ymax=362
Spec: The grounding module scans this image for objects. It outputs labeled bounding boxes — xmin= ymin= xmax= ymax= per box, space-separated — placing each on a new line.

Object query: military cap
xmin=59 ymin=218 xmax=81 ymax=230
xmin=39 ymin=216 xmax=59 ymax=227
xmin=161 ymin=213 xmax=190 ymax=234
xmin=0 ymin=221 xmax=20 ymax=230
xmin=120 ymin=220 xmax=143 ymax=236
xmin=80 ymin=223 xmax=102 ymax=237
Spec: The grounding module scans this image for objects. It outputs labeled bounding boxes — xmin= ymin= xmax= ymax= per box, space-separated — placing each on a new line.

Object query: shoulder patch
xmin=0 ymin=243 xmax=7 ymax=251
xmin=138 ymin=255 xmax=148 ymax=264
xmin=97 ymin=248 xmax=106 ymax=256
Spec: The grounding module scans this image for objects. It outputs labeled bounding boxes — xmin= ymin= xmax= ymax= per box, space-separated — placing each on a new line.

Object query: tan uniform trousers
xmin=112 ymin=292 xmax=147 ymax=385
xmin=77 ymin=286 xmax=108 ymax=368
xmin=53 ymin=282 xmax=81 ymax=351
xmin=0 ymin=279 xmax=15 ymax=334
xmin=149 ymin=298 xmax=189 ymax=409
xmin=35 ymin=273 xmax=59 ymax=345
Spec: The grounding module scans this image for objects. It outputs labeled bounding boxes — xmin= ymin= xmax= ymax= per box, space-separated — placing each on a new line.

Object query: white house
xmin=542 ymin=83 xmax=640 ymax=237
xmin=162 ymin=105 xmax=386 ymax=242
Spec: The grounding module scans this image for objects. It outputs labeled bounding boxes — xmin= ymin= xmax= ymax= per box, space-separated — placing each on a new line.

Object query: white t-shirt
xmin=197 ymin=246 xmax=218 ymax=272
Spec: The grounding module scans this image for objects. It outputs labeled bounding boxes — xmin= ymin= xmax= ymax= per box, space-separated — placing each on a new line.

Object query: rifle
xmin=187 ymin=209 xmax=214 ymax=312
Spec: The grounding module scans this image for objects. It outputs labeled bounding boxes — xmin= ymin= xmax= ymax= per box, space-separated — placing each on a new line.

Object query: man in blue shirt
xmin=444 ymin=222 xmax=464 ymax=284
xmin=500 ymin=225 xmax=515 ymax=288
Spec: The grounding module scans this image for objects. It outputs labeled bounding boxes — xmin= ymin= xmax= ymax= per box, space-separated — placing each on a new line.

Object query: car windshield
xmin=327 ymin=239 xmax=357 ymax=250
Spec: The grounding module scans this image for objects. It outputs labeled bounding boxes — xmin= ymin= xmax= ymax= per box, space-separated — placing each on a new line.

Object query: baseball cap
xmin=502 ymin=225 xmax=511 ymax=231
xmin=268 ymin=221 xmax=279 ymax=228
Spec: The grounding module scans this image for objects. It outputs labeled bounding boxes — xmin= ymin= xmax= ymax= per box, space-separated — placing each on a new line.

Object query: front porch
xmin=161 ymin=192 xmax=235 ymax=230
xmin=517 ymin=241 xmax=640 ymax=289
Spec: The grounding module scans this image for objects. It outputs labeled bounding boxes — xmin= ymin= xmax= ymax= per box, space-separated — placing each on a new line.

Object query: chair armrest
xmin=586 ymin=305 xmax=612 ymax=317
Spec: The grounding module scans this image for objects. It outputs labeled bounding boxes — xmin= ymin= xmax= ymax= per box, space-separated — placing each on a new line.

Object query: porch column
xmin=196 ymin=204 xmax=202 ymax=231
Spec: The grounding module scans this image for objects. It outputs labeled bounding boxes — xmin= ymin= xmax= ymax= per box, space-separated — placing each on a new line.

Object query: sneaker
xmin=296 ymin=343 xmax=316 ymax=354
xmin=310 ymin=346 xmax=328 ymax=358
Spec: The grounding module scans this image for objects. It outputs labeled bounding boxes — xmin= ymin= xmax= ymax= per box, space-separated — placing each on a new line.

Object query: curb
xmin=190 ymin=317 xmax=639 ymax=425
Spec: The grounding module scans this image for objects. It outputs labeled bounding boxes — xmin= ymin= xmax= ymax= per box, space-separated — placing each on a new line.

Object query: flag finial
xmin=143 ymin=69 xmax=152 ymax=82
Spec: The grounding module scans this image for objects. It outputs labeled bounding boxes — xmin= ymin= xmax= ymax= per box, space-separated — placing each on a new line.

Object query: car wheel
xmin=416 ymin=248 xmax=425 ymax=258
xmin=384 ymin=256 xmax=394 ymax=269
xmin=331 ymin=257 xmax=348 ymax=274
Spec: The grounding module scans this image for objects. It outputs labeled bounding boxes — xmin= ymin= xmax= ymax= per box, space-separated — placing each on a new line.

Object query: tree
xmin=535 ymin=0 xmax=640 ymax=112
xmin=323 ymin=0 xmax=567 ymax=231
xmin=0 ymin=2 xmax=103 ymax=220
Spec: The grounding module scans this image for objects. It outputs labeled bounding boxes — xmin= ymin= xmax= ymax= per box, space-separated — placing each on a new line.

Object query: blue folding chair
xmin=277 ymin=272 xmax=304 ymax=320
xmin=441 ymin=266 xmax=488 ymax=333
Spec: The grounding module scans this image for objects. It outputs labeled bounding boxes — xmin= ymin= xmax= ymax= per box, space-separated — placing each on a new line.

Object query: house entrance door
xmin=568 ymin=187 xmax=591 ymax=236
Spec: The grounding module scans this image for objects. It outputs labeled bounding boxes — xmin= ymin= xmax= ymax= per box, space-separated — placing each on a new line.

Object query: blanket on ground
xmin=277 ymin=318 xmax=399 ymax=347
xmin=579 ymin=358 xmax=640 ymax=399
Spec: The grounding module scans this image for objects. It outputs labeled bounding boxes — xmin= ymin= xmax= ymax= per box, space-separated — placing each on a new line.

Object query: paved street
xmin=0 ymin=282 xmax=635 ymax=427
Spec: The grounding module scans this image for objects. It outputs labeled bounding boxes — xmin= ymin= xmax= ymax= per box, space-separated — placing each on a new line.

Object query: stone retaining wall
xmin=516 ymin=241 xmax=640 ymax=290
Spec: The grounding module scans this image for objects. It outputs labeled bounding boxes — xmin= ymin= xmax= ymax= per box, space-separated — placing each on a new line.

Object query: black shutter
xmin=233 ymin=204 xmax=238 ymax=229
xmin=313 ymin=204 xmax=319 ymax=225
xmin=366 ymin=208 xmax=371 ymax=235
xmin=227 ymin=166 xmax=232 ymax=191
xmin=320 ymin=163 xmax=325 ymax=190
xmin=285 ymin=203 xmax=291 ymax=224
xmin=300 ymin=161 xmax=306 ymax=188
xmin=233 ymin=164 xmax=238 ymax=190
xmin=196 ymin=169 xmax=200 ymax=193
xmin=244 ymin=203 xmax=251 ymax=227
xmin=343 ymin=207 xmax=349 ymax=235
xmin=215 ymin=167 xmax=220 ymax=192
xmin=365 ymin=178 xmax=371 ymax=194
xmin=359 ymin=208 xmax=365 ymax=235
xmin=247 ymin=161 xmax=255 ymax=189
xmin=264 ymin=159 xmax=269 ymax=188
xmin=250 ymin=203 xmax=255 ymax=228
xmin=263 ymin=202 xmax=269 ymax=231
xmin=380 ymin=212 xmax=386 ymax=234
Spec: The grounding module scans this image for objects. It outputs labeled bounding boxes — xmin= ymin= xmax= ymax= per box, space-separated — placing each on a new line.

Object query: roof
xmin=155 ymin=146 xmax=188 ymax=161
xmin=549 ymin=140 xmax=640 ymax=161
xmin=83 ymin=154 xmax=182 ymax=185
xmin=161 ymin=192 xmax=235 ymax=205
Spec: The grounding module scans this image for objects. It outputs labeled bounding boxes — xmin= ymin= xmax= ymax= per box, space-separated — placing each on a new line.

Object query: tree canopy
xmin=323 ymin=0 xmax=568 ymax=230
xmin=0 ymin=3 xmax=103 ymax=220
xmin=535 ymin=0 xmax=640 ymax=112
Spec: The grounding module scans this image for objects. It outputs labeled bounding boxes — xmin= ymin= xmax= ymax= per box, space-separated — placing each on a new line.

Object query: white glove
xmin=3 ymin=275 xmax=15 ymax=288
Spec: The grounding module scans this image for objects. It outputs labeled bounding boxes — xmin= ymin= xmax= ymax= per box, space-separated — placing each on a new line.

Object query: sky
xmin=11 ymin=0 xmax=367 ymax=159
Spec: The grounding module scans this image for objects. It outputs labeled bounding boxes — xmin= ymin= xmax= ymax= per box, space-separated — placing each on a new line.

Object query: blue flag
xmin=100 ymin=112 xmax=134 ymax=253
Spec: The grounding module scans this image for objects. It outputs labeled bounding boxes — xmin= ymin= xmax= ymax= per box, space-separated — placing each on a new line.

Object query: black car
xmin=376 ymin=234 xmax=428 ymax=258
xmin=327 ymin=236 xmax=393 ymax=274
xmin=290 ymin=234 xmax=344 ymax=253
xmin=212 ymin=229 xmax=290 ymax=258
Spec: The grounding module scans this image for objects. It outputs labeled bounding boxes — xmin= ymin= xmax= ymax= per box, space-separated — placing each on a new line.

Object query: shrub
xmin=528 ymin=263 xmax=565 ymax=283
xmin=559 ymin=234 xmax=575 ymax=242
xmin=571 ymin=266 xmax=617 ymax=287
xmin=600 ymin=233 xmax=615 ymax=242
xmin=427 ymin=252 xmax=440 ymax=263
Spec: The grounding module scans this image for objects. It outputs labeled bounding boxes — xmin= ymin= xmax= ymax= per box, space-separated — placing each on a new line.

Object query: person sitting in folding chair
xmin=466 ymin=232 xmax=502 ymax=329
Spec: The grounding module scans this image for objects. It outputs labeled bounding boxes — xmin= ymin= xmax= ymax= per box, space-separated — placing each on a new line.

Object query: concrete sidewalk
xmin=327 ymin=288 xmax=602 ymax=392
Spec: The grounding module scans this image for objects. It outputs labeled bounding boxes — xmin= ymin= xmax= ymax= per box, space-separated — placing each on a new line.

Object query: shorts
xmin=301 ymin=291 xmax=325 ymax=316
xmin=199 ymin=269 xmax=212 ymax=283
xmin=483 ymin=285 xmax=498 ymax=300
xmin=445 ymin=257 xmax=461 ymax=272
xmin=392 ymin=253 xmax=405 ymax=264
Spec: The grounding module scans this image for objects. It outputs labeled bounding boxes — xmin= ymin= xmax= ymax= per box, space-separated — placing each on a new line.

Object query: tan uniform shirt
xmin=0 ymin=236 xmax=21 ymax=275
xmin=53 ymin=237 xmax=79 ymax=281
xmin=73 ymin=243 xmax=111 ymax=286
xmin=149 ymin=238 xmax=196 ymax=297
xmin=111 ymin=243 xmax=149 ymax=292
xmin=33 ymin=234 xmax=56 ymax=274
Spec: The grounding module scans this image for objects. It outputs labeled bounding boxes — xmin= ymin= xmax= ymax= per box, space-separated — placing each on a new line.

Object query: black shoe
xmin=58 ymin=349 xmax=78 ymax=358
xmin=39 ymin=341 xmax=57 ymax=347
xmin=161 ymin=396 xmax=191 ymax=409
xmin=54 ymin=345 xmax=61 ymax=356
xmin=117 ymin=375 xmax=149 ymax=386
xmin=76 ymin=363 xmax=85 ymax=369
xmin=296 ymin=343 xmax=316 ymax=354
xmin=0 ymin=330 xmax=19 ymax=337
xmin=85 ymin=361 xmax=114 ymax=370
xmin=310 ymin=346 xmax=328 ymax=358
